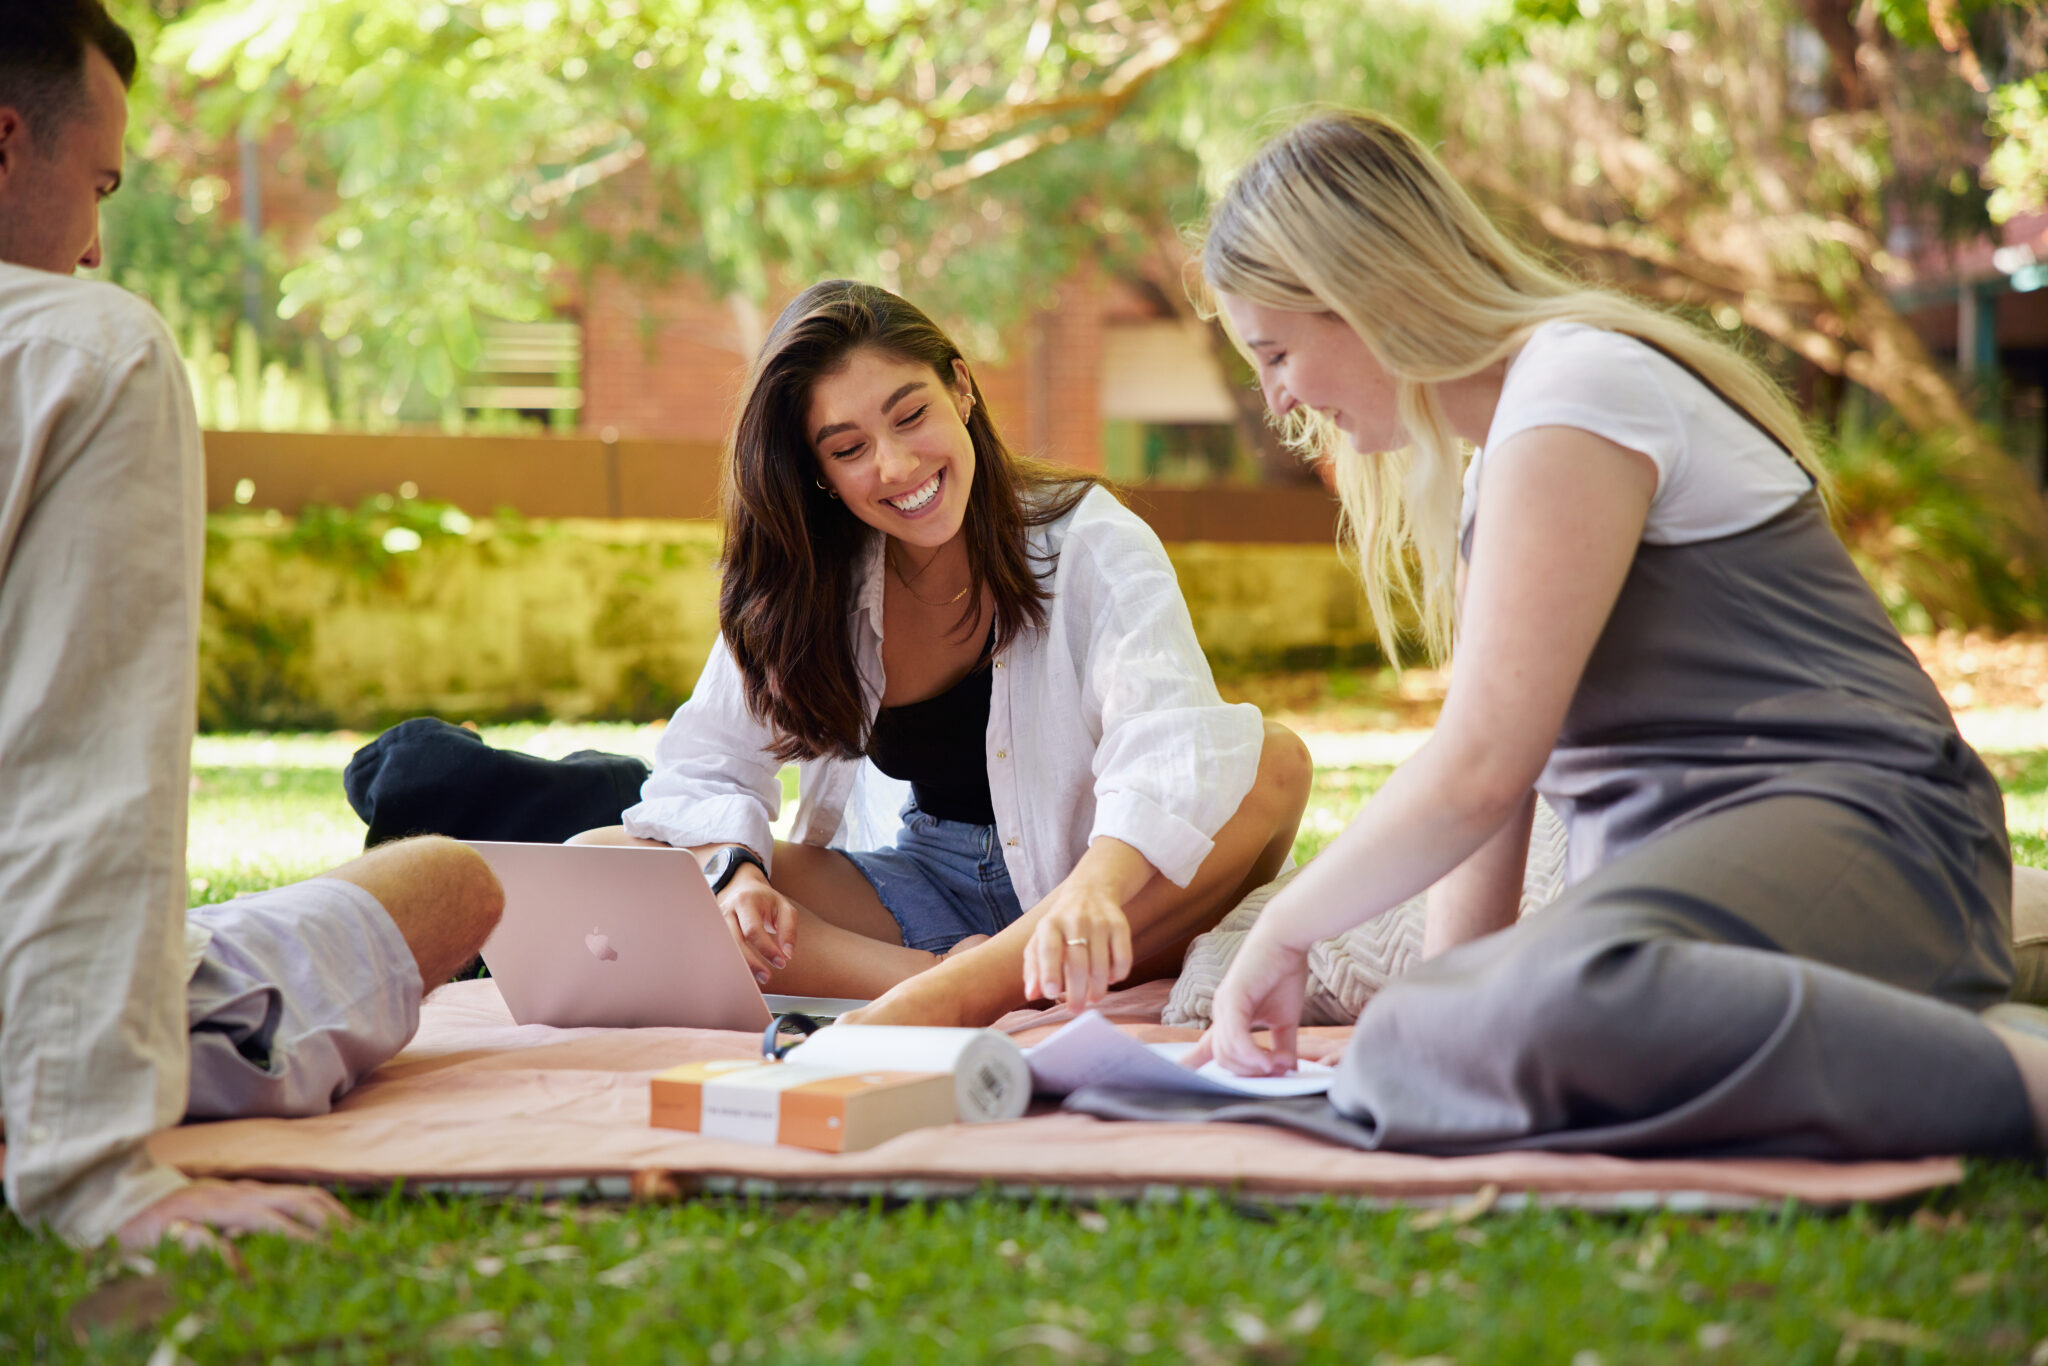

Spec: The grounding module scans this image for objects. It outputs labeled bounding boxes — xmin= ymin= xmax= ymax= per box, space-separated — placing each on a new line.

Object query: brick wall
xmin=579 ymin=271 xmax=756 ymax=441
xmin=577 ymin=270 xmax=1109 ymax=470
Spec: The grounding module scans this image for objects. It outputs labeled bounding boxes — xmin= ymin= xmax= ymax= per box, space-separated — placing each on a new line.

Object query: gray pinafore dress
xmin=1311 ymin=485 xmax=2030 ymax=1158
xmin=1078 ymin=355 xmax=2035 ymax=1159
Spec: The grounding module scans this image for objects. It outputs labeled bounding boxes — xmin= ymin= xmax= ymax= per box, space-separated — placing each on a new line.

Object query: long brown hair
xmin=720 ymin=280 xmax=1102 ymax=762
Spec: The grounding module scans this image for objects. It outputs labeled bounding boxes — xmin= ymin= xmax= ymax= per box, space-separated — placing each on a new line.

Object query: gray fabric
xmin=1532 ymin=494 xmax=2012 ymax=910
xmin=1065 ymin=1088 xmax=1375 ymax=1147
xmin=1327 ymin=796 xmax=2032 ymax=1157
xmin=1076 ymin=793 xmax=2035 ymax=1157
xmin=185 ymin=878 xmax=421 ymax=1121
xmin=1188 ymin=482 xmax=2031 ymax=1159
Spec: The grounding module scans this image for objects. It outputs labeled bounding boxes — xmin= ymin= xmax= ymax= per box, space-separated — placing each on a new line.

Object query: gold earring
xmin=815 ymin=478 xmax=840 ymax=501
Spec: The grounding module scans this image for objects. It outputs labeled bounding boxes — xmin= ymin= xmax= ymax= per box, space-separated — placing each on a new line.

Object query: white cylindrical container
xmin=781 ymin=1025 xmax=1031 ymax=1123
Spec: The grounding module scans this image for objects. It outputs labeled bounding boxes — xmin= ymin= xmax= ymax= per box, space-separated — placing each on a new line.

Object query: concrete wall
xmin=199 ymin=516 xmax=1372 ymax=730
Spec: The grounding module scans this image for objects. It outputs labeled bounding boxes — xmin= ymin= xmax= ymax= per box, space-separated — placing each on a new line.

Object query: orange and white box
xmin=650 ymin=1060 xmax=957 ymax=1153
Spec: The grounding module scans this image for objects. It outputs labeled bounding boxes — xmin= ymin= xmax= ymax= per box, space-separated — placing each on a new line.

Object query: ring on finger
xmin=1064 ymin=936 xmax=1088 ymax=946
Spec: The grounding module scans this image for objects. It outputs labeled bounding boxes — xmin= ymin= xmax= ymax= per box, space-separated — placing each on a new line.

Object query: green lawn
xmin=4 ymin=721 xmax=2045 ymax=1363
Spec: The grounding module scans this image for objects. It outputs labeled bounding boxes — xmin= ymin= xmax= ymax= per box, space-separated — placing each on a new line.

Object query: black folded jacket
xmin=342 ymin=716 xmax=651 ymax=849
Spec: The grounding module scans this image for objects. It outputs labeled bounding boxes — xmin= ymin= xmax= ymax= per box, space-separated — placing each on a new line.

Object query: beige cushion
xmin=2014 ymin=866 xmax=2048 ymax=1005
xmin=1164 ymin=799 xmax=1569 ymax=1027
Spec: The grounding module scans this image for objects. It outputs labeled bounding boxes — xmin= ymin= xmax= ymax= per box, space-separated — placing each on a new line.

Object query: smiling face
xmin=1218 ymin=292 xmax=1405 ymax=453
xmin=0 ymin=45 xmax=128 ymax=275
xmin=807 ymin=347 xmax=978 ymax=551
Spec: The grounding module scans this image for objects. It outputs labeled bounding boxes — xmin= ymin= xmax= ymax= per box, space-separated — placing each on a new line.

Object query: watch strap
xmin=707 ymin=844 xmax=766 ymax=894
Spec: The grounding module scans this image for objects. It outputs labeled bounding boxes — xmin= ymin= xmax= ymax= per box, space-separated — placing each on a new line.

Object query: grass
xmin=11 ymin=1176 xmax=2048 ymax=1362
xmin=4 ymin=719 xmax=2047 ymax=1362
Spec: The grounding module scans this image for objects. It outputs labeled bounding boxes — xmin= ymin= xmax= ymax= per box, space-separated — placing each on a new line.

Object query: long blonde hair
xmin=1199 ymin=109 xmax=1824 ymax=663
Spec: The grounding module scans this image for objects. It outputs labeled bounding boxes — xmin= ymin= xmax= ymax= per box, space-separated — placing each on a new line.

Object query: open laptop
xmin=466 ymin=841 xmax=871 ymax=1030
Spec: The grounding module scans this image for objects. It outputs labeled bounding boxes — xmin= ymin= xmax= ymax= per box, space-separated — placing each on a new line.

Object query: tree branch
xmin=923 ymin=0 xmax=1244 ymax=181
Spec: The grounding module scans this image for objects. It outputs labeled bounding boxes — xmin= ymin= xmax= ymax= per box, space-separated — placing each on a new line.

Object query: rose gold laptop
xmin=466 ymin=842 xmax=868 ymax=1030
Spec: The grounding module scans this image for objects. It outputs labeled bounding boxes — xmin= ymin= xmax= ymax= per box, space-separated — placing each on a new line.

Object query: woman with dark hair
xmin=574 ymin=280 xmax=1310 ymax=1026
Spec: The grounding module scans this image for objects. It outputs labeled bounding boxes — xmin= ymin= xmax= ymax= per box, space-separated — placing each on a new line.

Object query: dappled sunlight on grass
xmin=186 ymin=766 xmax=363 ymax=901
xmin=1290 ymin=764 xmax=1393 ymax=864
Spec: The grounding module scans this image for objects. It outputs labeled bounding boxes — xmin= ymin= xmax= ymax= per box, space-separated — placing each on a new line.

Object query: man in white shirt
xmin=0 ymin=0 xmax=504 ymax=1250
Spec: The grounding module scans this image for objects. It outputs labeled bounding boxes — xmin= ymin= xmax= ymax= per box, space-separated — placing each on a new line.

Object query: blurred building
xmin=1891 ymin=208 xmax=2048 ymax=483
xmin=197 ymin=125 xmax=1255 ymax=479
xmin=188 ymin=128 xmax=2048 ymax=486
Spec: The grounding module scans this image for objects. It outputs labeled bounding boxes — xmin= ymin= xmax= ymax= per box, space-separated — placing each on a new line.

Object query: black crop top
xmin=865 ymin=629 xmax=997 ymax=826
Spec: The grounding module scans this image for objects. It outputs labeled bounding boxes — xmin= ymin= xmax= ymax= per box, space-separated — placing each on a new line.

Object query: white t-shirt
xmin=1461 ymin=322 xmax=1812 ymax=546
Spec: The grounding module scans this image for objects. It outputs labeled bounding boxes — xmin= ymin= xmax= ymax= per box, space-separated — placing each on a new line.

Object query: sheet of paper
xmin=1022 ymin=1009 xmax=1332 ymax=1099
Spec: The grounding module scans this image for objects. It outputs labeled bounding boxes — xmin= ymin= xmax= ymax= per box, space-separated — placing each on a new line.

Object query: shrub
xmin=1823 ymin=420 xmax=2048 ymax=634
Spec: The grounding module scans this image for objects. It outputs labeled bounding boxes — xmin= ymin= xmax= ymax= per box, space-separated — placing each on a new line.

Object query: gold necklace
xmin=889 ymin=549 xmax=971 ymax=608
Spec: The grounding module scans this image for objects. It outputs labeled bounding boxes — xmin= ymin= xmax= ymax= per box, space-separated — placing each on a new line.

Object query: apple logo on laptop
xmin=585 ymin=928 xmax=619 ymax=962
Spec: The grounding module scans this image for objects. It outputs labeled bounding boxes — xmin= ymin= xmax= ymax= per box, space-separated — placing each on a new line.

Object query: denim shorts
xmin=841 ymin=801 xmax=1026 ymax=954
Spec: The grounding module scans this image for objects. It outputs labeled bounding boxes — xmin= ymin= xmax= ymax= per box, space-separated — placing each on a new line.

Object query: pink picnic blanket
xmin=142 ymin=979 xmax=1962 ymax=1209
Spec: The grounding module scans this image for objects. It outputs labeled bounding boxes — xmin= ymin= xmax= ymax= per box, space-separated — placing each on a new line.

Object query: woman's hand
xmin=1018 ymin=837 xmax=1153 ymax=1010
xmin=1023 ymin=881 xmax=1134 ymax=1010
xmin=715 ymin=865 xmax=798 ymax=984
xmin=1184 ymin=928 xmax=1310 ymax=1076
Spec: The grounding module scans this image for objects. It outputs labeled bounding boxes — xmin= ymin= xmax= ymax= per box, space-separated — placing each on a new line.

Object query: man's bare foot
xmin=117 ymin=1180 xmax=352 ymax=1252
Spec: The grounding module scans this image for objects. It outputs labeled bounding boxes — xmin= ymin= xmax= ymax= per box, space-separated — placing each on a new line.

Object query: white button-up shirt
xmin=624 ymin=487 xmax=1265 ymax=907
xmin=0 ymin=264 xmax=203 ymax=1246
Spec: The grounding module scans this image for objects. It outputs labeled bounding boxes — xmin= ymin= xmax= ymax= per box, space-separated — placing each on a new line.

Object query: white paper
xmin=1021 ymin=1010 xmax=1332 ymax=1098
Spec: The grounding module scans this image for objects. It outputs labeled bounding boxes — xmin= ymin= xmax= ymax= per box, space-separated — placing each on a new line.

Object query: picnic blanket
xmin=138 ymin=978 xmax=1964 ymax=1211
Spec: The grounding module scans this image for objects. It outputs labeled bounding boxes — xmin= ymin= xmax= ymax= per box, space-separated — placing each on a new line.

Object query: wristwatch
xmin=703 ymin=845 xmax=767 ymax=894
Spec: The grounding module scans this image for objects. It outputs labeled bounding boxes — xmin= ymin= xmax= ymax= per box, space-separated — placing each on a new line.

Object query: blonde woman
xmin=1171 ymin=110 xmax=2048 ymax=1159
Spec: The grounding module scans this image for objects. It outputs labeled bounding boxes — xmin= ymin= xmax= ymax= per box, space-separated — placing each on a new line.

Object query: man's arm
xmin=0 ymin=303 xmax=201 ymax=1246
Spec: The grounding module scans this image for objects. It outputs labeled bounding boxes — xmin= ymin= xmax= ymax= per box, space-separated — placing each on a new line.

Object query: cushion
xmin=2014 ymin=865 xmax=2048 ymax=1004
xmin=1164 ymin=798 xmax=1570 ymax=1027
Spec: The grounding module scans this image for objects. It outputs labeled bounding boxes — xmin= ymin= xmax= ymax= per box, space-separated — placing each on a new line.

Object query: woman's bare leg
xmin=1121 ymin=721 xmax=1313 ymax=983
xmin=563 ymin=826 xmax=938 ymax=998
xmin=754 ymin=843 xmax=941 ymax=997
xmin=846 ymin=720 xmax=1314 ymax=1026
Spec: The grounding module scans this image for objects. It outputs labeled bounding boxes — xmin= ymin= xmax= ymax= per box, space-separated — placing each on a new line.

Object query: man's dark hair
xmin=0 ymin=0 xmax=138 ymax=141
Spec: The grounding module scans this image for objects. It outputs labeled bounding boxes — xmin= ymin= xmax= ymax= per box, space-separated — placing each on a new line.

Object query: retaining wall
xmin=199 ymin=516 xmax=1376 ymax=730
